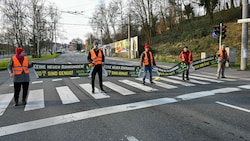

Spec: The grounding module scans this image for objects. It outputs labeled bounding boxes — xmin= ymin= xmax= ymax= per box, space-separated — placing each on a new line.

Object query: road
xmin=0 ymin=51 xmax=250 ymax=141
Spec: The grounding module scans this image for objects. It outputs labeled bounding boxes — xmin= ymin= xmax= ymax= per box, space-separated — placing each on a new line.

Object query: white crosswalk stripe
xmin=119 ymin=79 xmax=158 ymax=92
xmin=168 ymin=76 xmax=210 ymax=85
xmin=135 ymin=78 xmax=177 ymax=89
xmin=32 ymin=81 xmax=43 ymax=84
xmin=79 ymin=83 xmax=110 ymax=99
xmin=191 ymin=73 xmax=237 ymax=81
xmin=189 ymin=75 xmax=224 ymax=83
xmin=157 ymin=77 xmax=195 ymax=86
xmin=52 ymin=78 xmax=62 ymax=82
xmin=103 ymin=81 xmax=136 ymax=95
xmin=56 ymin=86 xmax=80 ymax=104
xmin=24 ymin=89 xmax=45 ymax=111
xmin=0 ymin=93 xmax=13 ymax=116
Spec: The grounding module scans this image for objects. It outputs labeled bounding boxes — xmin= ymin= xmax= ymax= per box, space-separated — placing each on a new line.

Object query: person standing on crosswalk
xmin=8 ymin=47 xmax=33 ymax=106
xmin=88 ymin=41 xmax=105 ymax=93
xmin=179 ymin=46 xmax=193 ymax=81
xmin=140 ymin=43 xmax=156 ymax=85
xmin=217 ymin=44 xmax=229 ymax=79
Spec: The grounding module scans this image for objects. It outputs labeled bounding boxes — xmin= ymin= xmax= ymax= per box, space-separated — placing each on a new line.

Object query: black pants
xmin=91 ymin=65 xmax=103 ymax=91
xmin=182 ymin=65 xmax=190 ymax=80
xmin=14 ymin=82 xmax=29 ymax=104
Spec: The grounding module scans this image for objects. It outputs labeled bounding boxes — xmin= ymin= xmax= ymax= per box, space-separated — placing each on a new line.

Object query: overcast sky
xmin=50 ymin=0 xmax=111 ymax=44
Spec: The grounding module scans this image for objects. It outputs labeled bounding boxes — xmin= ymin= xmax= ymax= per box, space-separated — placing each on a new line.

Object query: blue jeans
xmin=142 ymin=66 xmax=153 ymax=83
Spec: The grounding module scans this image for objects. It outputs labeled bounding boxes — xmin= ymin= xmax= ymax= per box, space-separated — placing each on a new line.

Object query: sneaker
xmin=142 ymin=82 xmax=145 ymax=85
xmin=100 ymin=89 xmax=105 ymax=93
xmin=150 ymin=81 xmax=154 ymax=84
xmin=92 ymin=90 xmax=95 ymax=94
xmin=221 ymin=76 xmax=226 ymax=78
xmin=186 ymin=78 xmax=189 ymax=80
xmin=22 ymin=101 xmax=27 ymax=105
xmin=13 ymin=103 xmax=18 ymax=107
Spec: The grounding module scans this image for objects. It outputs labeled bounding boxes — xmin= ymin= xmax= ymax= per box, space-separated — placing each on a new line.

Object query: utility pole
xmin=240 ymin=0 xmax=248 ymax=70
xmin=128 ymin=14 xmax=131 ymax=59
xmin=37 ymin=10 xmax=40 ymax=58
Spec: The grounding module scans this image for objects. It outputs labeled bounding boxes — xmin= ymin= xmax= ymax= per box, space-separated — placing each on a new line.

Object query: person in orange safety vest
xmin=140 ymin=43 xmax=156 ymax=85
xmin=87 ymin=41 xmax=105 ymax=94
xmin=179 ymin=46 xmax=193 ymax=81
xmin=8 ymin=47 xmax=33 ymax=106
xmin=217 ymin=44 xmax=229 ymax=79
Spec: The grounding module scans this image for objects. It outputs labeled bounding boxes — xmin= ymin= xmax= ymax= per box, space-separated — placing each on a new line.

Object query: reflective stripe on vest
xmin=90 ymin=49 xmax=103 ymax=66
xmin=12 ymin=56 xmax=29 ymax=75
xmin=143 ymin=51 xmax=153 ymax=66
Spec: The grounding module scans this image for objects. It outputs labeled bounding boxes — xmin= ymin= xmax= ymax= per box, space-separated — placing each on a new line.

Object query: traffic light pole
xmin=219 ymin=23 xmax=222 ymax=49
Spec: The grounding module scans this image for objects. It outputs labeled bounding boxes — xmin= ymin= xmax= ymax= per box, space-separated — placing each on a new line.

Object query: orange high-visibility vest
xmin=12 ymin=56 xmax=29 ymax=75
xmin=179 ymin=51 xmax=192 ymax=64
xmin=90 ymin=49 xmax=103 ymax=66
xmin=218 ymin=49 xmax=228 ymax=61
xmin=143 ymin=51 xmax=153 ymax=66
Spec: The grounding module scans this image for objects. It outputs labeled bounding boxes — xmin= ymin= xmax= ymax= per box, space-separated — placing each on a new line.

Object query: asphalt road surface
xmin=0 ymin=51 xmax=250 ymax=141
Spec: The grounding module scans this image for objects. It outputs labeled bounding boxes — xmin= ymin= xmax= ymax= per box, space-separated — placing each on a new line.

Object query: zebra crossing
xmin=0 ymin=73 xmax=236 ymax=116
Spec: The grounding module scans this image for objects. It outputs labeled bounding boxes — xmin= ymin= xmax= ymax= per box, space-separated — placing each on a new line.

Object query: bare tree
xmin=1 ymin=0 xmax=28 ymax=47
xmin=129 ymin=0 xmax=158 ymax=44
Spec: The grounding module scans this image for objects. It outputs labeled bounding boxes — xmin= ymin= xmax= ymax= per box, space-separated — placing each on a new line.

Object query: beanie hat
xmin=16 ymin=47 xmax=24 ymax=55
xmin=94 ymin=41 xmax=99 ymax=46
xmin=144 ymin=43 xmax=149 ymax=49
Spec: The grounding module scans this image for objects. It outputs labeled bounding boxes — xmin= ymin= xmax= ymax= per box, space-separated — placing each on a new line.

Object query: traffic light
xmin=222 ymin=25 xmax=227 ymax=39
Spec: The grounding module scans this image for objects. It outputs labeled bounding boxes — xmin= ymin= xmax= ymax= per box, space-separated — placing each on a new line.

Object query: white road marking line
xmin=216 ymin=101 xmax=250 ymax=113
xmin=32 ymin=81 xmax=43 ymax=84
xmin=52 ymin=78 xmax=62 ymax=82
xmin=176 ymin=91 xmax=214 ymax=100
xmin=79 ymin=83 xmax=110 ymax=99
xmin=176 ymin=87 xmax=241 ymax=100
xmin=135 ymin=78 xmax=177 ymax=89
xmin=119 ymin=79 xmax=158 ymax=92
xmin=168 ymin=76 xmax=210 ymax=85
xmin=157 ymin=77 xmax=195 ymax=86
xmin=103 ymin=81 xmax=136 ymax=95
xmin=238 ymin=85 xmax=250 ymax=89
xmin=191 ymin=73 xmax=237 ymax=81
xmin=9 ymin=84 xmax=14 ymax=87
xmin=126 ymin=135 xmax=139 ymax=141
xmin=56 ymin=86 xmax=80 ymax=104
xmin=0 ymin=93 xmax=13 ymax=116
xmin=70 ymin=77 xmax=80 ymax=80
xmin=24 ymin=89 xmax=45 ymax=111
xmin=189 ymin=75 xmax=224 ymax=83
xmin=0 ymin=97 xmax=178 ymax=137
